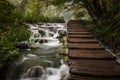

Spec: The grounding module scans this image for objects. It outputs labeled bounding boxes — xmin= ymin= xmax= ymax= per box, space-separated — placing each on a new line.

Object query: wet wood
xmin=68 ymin=35 xmax=94 ymax=38
xmin=67 ymin=20 xmax=120 ymax=80
xmin=68 ymin=32 xmax=91 ymax=35
xmin=69 ymin=75 xmax=120 ymax=80
xmin=69 ymin=49 xmax=116 ymax=60
xmin=68 ymin=38 xmax=98 ymax=43
xmin=68 ymin=29 xmax=88 ymax=32
xmin=70 ymin=60 xmax=120 ymax=77
xmin=68 ymin=43 xmax=105 ymax=50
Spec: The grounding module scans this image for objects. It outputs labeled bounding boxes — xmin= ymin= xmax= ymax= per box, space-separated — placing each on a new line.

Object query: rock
xmin=16 ymin=41 xmax=29 ymax=49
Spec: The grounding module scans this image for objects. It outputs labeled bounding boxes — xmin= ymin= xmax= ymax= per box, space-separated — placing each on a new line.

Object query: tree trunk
xmin=83 ymin=0 xmax=97 ymax=23
xmin=91 ymin=0 xmax=103 ymax=19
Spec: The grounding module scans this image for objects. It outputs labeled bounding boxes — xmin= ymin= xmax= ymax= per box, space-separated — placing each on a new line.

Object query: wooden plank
xmin=69 ymin=60 xmax=120 ymax=77
xmin=68 ymin=43 xmax=105 ymax=50
xmin=67 ymin=27 xmax=86 ymax=29
xmin=69 ymin=75 xmax=120 ymax=80
xmin=68 ymin=35 xmax=94 ymax=38
xmin=68 ymin=32 xmax=91 ymax=35
xmin=67 ymin=29 xmax=88 ymax=32
xmin=68 ymin=38 xmax=98 ymax=43
xmin=69 ymin=49 xmax=116 ymax=60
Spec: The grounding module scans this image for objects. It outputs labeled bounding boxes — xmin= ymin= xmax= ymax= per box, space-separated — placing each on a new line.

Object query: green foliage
xmin=23 ymin=14 xmax=65 ymax=23
xmin=51 ymin=0 xmax=66 ymax=6
xmin=90 ymin=0 xmax=120 ymax=53
xmin=0 ymin=0 xmax=15 ymax=31
xmin=74 ymin=11 xmax=85 ymax=19
xmin=61 ymin=0 xmax=120 ymax=53
xmin=81 ymin=20 xmax=93 ymax=25
xmin=0 ymin=0 xmax=30 ymax=79
xmin=50 ymin=16 xmax=65 ymax=23
xmin=0 ymin=35 xmax=19 ymax=79
xmin=6 ymin=26 xmax=30 ymax=42
xmin=23 ymin=15 xmax=51 ymax=23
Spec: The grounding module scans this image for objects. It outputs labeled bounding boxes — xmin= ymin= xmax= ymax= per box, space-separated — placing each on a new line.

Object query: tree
xmin=0 ymin=0 xmax=29 ymax=79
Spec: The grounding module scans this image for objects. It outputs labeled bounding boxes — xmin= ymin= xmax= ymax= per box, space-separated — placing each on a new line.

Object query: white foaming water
xmin=20 ymin=54 xmax=38 ymax=63
xmin=20 ymin=64 xmax=69 ymax=80
xmin=48 ymin=64 xmax=69 ymax=80
xmin=21 ymin=57 xmax=29 ymax=63
xmin=17 ymin=23 xmax=69 ymax=80
xmin=26 ymin=54 xmax=37 ymax=58
xmin=46 ymin=64 xmax=69 ymax=80
xmin=26 ymin=23 xmax=66 ymax=49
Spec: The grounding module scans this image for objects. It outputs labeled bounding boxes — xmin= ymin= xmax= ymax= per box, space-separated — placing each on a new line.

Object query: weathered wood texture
xmin=67 ymin=20 xmax=120 ymax=80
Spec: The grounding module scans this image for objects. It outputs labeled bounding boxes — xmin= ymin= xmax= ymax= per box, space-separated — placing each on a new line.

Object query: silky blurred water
xmin=11 ymin=23 xmax=69 ymax=80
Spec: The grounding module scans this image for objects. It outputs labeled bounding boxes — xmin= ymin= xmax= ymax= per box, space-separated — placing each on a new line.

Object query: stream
xmin=11 ymin=23 xmax=69 ymax=80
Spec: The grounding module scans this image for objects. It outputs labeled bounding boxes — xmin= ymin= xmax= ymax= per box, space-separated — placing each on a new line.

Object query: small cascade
xmin=26 ymin=23 xmax=67 ymax=49
xmin=21 ymin=66 xmax=44 ymax=78
xmin=20 ymin=64 xmax=69 ymax=80
xmin=46 ymin=64 xmax=69 ymax=80
xmin=11 ymin=23 xmax=68 ymax=80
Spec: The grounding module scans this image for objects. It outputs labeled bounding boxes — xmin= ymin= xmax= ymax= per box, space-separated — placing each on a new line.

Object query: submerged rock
xmin=16 ymin=41 xmax=29 ymax=49
xmin=22 ymin=66 xmax=44 ymax=78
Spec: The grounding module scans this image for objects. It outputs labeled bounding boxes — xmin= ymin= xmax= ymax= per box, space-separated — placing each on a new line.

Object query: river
xmin=11 ymin=23 xmax=69 ymax=80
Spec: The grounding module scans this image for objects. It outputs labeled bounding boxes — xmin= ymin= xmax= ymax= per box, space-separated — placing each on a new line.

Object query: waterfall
xmin=26 ymin=23 xmax=67 ymax=49
xmin=12 ymin=23 xmax=68 ymax=80
xmin=20 ymin=64 xmax=69 ymax=80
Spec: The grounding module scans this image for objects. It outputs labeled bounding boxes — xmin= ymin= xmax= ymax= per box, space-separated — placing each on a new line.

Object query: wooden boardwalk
xmin=67 ymin=20 xmax=120 ymax=80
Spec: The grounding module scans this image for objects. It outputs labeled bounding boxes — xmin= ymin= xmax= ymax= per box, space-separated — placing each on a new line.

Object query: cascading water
xmin=11 ymin=23 xmax=69 ymax=80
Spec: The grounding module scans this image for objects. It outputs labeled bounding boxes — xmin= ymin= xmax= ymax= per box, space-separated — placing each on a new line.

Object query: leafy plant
xmin=0 ymin=0 xmax=30 ymax=79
